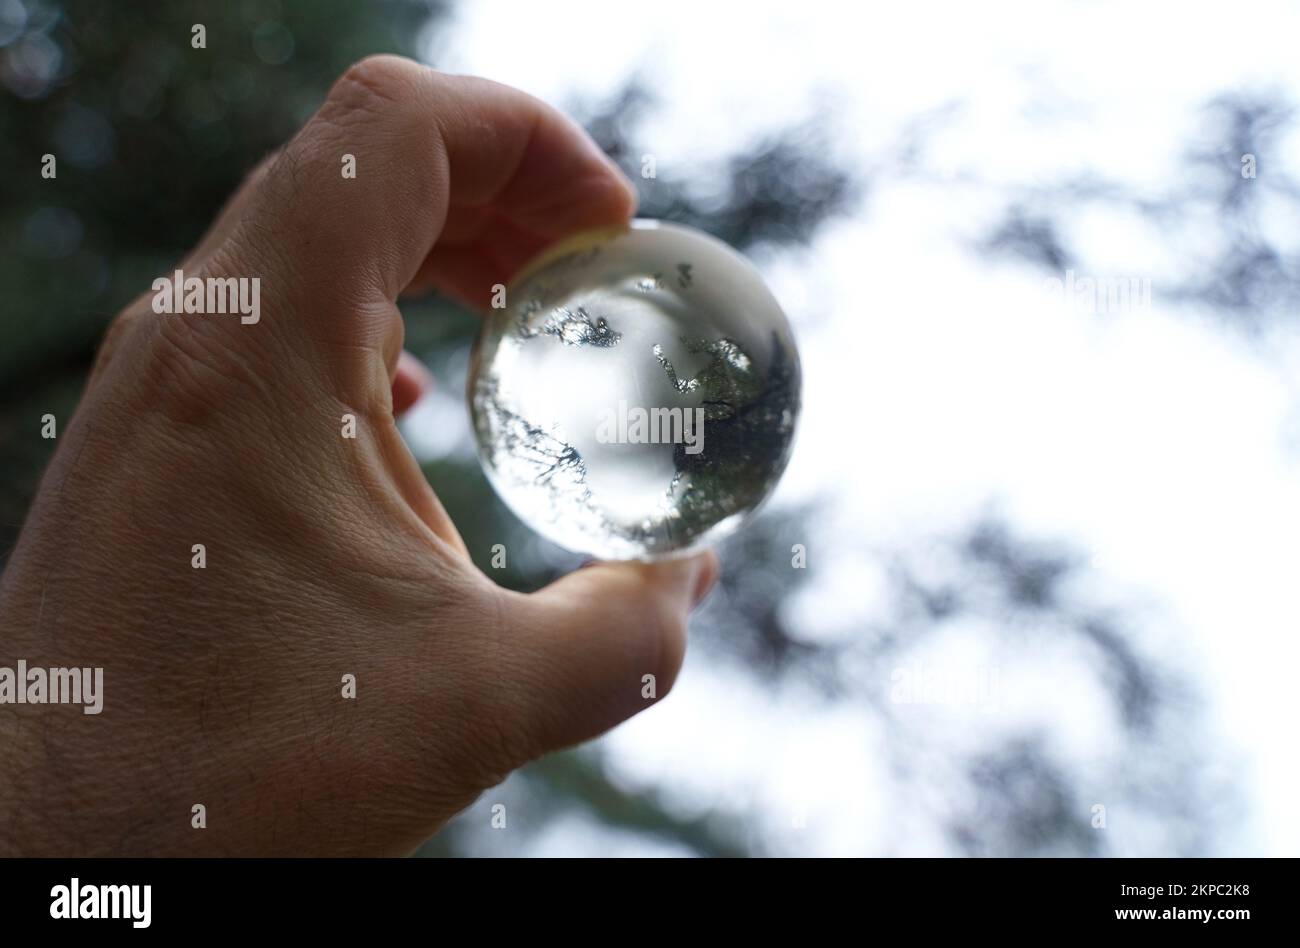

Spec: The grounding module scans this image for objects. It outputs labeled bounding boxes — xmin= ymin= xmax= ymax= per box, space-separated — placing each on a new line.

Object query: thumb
xmin=495 ymin=551 xmax=720 ymax=760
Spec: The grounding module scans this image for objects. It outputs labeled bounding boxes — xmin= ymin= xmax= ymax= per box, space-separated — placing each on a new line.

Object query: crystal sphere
xmin=468 ymin=219 xmax=801 ymax=560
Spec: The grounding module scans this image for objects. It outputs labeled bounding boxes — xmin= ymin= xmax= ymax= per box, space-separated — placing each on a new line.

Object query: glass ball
xmin=468 ymin=219 xmax=801 ymax=560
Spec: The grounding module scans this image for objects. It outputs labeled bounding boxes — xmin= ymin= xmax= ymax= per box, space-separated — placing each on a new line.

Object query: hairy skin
xmin=0 ymin=56 xmax=717 ymax=856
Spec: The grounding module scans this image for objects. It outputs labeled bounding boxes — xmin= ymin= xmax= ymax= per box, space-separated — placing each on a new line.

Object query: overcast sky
xmin=406 ymin=0 xmax=1300 ymax=855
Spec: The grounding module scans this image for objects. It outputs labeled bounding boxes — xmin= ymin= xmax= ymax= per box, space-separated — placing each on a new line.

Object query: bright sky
xmin=415 ymin=0 xmax=1300 ymax=855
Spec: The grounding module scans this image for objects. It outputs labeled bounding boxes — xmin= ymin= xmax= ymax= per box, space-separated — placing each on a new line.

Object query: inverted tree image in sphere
xmin=468 ymin=219 xmax=801 ymax=560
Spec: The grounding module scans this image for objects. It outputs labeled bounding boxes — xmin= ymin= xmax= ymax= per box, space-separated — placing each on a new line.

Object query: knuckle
xmin=144 ymin=322 xmax=258 ymax=428
xmin=89 ymin=304 xmax=146 ymax=386
xmin=329 ymin=54 xmax=426 ymax=115
xmin=124 ymin=263 xmax=276 ymax=427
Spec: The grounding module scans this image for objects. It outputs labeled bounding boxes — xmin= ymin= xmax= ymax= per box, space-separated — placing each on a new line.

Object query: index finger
xmin=239 ymin=55 xmax=636 ymax=313
xmin=406 ymin=72 xmax=639 ymax=308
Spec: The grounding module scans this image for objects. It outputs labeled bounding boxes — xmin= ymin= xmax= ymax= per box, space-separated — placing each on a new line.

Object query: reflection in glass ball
xmin=468 ymin=219 xmax=801 ymax=560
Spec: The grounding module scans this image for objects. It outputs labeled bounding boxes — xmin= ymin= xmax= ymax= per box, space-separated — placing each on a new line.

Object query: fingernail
xmin=691 ymin=551 xmax=720 ymax=608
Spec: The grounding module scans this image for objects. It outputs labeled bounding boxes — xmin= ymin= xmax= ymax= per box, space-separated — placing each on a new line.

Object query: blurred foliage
xmin=583 ymin=81 xmax=858 ymax=253
xmin=976 ymin=90 xmax=1300 ymax=334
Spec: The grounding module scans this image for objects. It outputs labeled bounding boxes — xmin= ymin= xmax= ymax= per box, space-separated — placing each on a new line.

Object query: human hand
xmin=0 ymin=55 xmax=718 ymax=856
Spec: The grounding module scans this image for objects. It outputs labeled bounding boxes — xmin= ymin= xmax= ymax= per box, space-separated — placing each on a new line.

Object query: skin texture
xmin=0 ymin=55 xmax=718 ymax=856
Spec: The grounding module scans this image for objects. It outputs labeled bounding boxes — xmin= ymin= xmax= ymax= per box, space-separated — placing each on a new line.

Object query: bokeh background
xmin=4 ymin=0 xmax=1299 ymax=856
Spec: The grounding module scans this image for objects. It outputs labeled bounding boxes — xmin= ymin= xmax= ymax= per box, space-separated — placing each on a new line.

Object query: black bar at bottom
xmin=0 ymin=856 xmax=1285 ymax=935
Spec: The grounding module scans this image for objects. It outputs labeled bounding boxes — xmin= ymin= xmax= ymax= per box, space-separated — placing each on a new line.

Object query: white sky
xmin=418 ymin=0 xmax=1300 ymax=855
